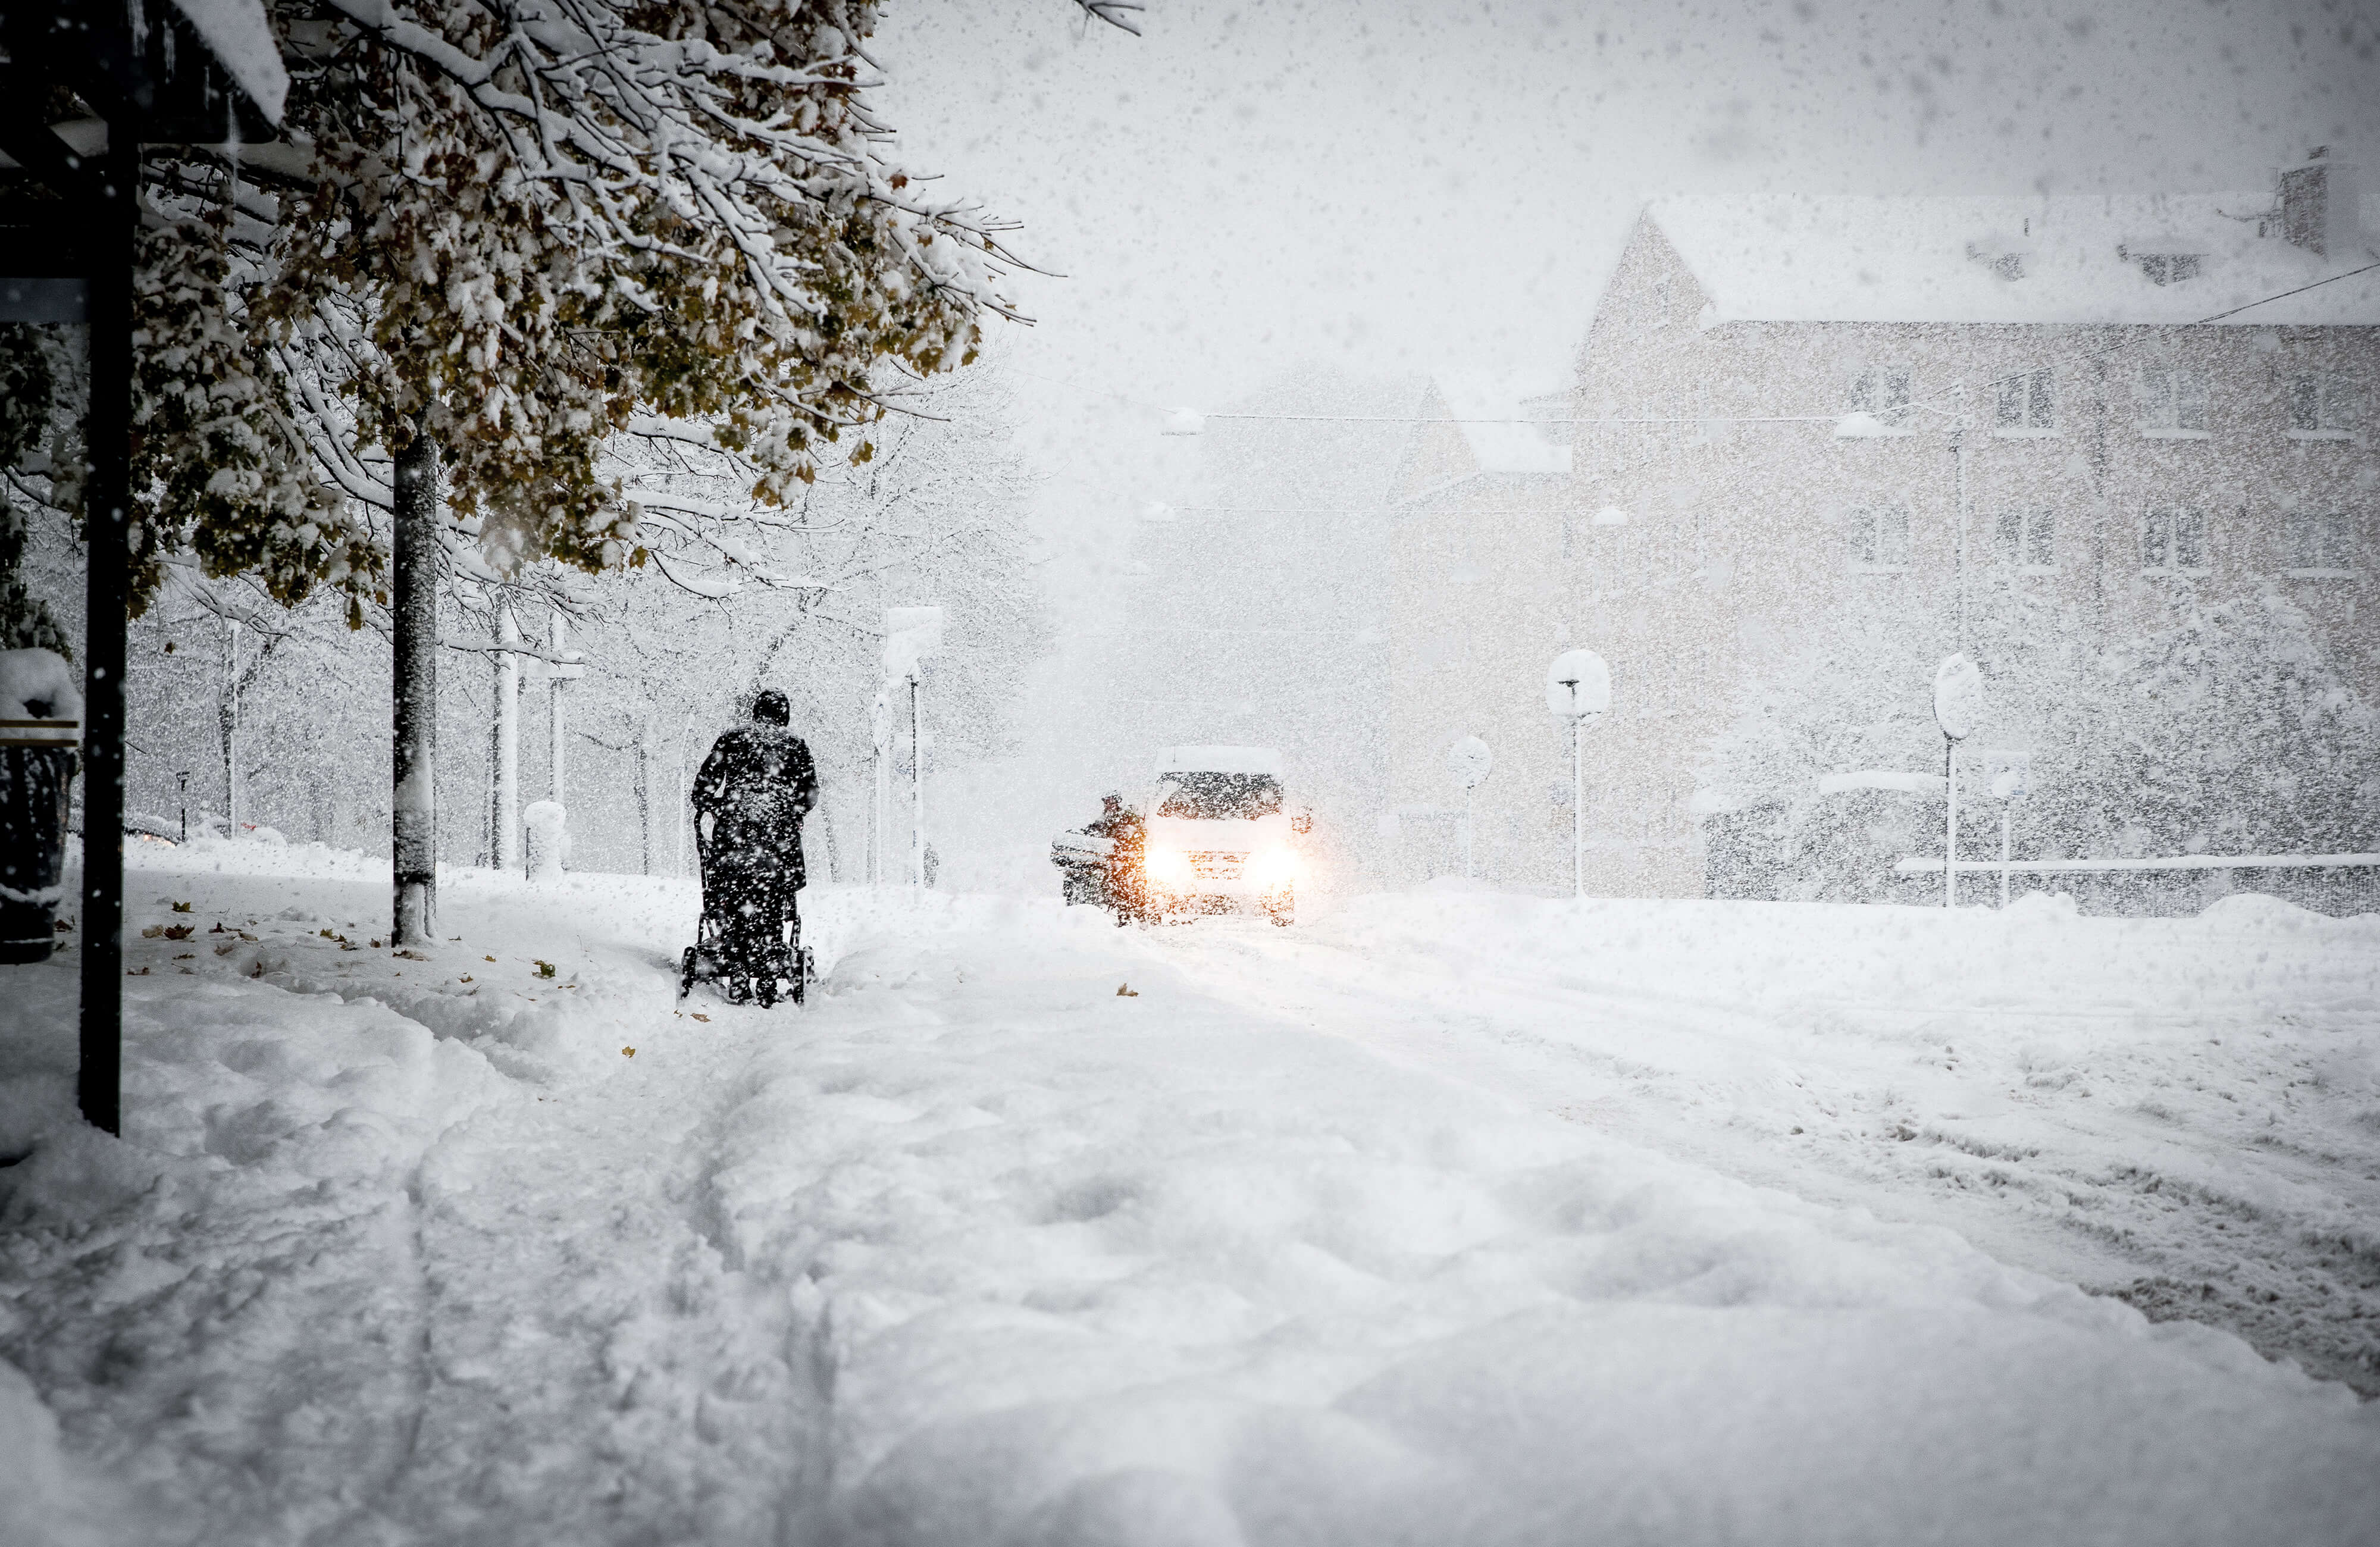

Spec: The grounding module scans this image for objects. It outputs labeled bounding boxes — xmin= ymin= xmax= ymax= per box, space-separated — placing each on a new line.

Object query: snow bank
xmin=0 ymin=1358 xmax=113 ymax=1546
xmin=701 ymin=897 xmax=2380 ymax=1545
xmin=10 ymin=851 xmax=2376 ymax=1544
xmin=0 ymin=973 xmax=509 ymax=1537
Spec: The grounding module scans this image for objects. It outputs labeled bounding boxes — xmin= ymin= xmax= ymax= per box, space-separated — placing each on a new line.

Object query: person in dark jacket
xmin=1082 ymin=791 xmax=1145 ymax=925
xmin=691 ymin=689 xmax=817 ymax=1001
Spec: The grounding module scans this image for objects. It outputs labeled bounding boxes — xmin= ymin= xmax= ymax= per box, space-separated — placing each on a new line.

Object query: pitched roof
xmin=1646 ymin=187 xmax=2380 ymax=327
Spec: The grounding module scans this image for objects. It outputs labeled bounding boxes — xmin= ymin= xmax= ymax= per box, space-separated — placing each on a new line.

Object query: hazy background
xmin=865 ymin=0 xmax=2380 ymax=876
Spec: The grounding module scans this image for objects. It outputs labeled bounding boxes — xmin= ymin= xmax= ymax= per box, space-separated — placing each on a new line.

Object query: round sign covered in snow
xmin=1446 ymin=735 xmax=1492 ymax=790
xmin=1546 ymin=649 xmax=1611 ymax=719
xmin=1933 ymin=653 xmax=1985 ymax=741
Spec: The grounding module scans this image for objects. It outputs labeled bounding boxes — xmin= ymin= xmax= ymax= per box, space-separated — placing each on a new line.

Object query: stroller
xmin=680 ymin=812 xmax=812 ymax=1007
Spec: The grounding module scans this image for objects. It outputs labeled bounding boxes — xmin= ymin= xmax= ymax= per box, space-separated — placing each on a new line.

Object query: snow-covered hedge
xmin=1702 ymin=581 xmax=2380 ymax=902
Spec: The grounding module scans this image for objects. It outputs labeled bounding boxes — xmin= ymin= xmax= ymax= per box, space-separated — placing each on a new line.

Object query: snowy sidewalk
xmin=3 ymin=850 xmax=2378 ymax=1545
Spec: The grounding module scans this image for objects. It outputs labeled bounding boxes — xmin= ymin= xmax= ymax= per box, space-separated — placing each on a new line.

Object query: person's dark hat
xmin=753 ymin=689 xmax=791 ymax=725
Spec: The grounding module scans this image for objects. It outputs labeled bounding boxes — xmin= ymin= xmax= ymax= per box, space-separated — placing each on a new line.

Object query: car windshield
xmin=1157 ymin=773 xmax=1283 ymax=821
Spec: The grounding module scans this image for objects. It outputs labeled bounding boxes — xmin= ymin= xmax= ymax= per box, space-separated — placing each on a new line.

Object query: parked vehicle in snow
xmin=1138 ymin=746 xmax=1307 ymax=925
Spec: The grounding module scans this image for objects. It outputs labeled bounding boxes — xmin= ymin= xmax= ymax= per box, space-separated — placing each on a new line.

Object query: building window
xmin=1849 ymin=504 xmax=1912 ymax=571
xmin=1994 ymin=368 xmax=2055 ymax=433
xmin=1994 ymin=508 xmax=2056 ymax=571
xmin=2137 ymin=365 xmax=2210 ymax=436
xmin=2285 ymin=510 xmax=2357 ymax=575
xmin=2140 ymin=505 xmax=2210 ymax=574
xmin=1847 ymin=367 xmax=1913 ymax=428
xmin=2133 ymin=252 xmax=2203 ymax=286
xmin=2287 ymin=371 xmax=2359 ymax=439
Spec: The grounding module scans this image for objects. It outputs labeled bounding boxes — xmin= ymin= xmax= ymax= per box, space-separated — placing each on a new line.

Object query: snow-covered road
xmin=1159 ymin=889 xmax=2380 ymax=1396
xmin=4 ymin=845 xmax=2378 ymax=1545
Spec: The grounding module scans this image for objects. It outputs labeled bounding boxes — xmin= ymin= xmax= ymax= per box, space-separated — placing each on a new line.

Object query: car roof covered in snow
xmin=1155 ymin=746 xmax=1284 ymax=776
xmin=1647 ymin=184 xmax=2380 ymax=327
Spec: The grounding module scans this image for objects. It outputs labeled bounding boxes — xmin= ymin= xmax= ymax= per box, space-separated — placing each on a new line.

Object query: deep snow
xmin=2 ymin=843 xmax=2376 ymax=1545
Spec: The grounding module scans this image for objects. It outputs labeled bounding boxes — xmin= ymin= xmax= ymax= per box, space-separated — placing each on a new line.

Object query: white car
xmin=1137 ymin=746 xmax=1307 ymax=925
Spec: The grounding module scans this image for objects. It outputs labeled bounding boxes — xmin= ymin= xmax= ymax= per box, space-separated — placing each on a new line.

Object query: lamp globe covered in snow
xmin=1933 ymin=653 xmax=1985 ymax=743
xmin=1545 ymin=648 xmax=1611 ymax=898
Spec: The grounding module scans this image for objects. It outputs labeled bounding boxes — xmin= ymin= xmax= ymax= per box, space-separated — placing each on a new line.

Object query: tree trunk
xmin=220 ymin=617 xmax=242 ymax=831
xmin=548 ymin=610 xmax=568 ymax=804
xmin=636 ymin=721 xmax=652 ymax=876
xmin=493 ymin=604 xmax=519 ymax=871
xmin=392 ymin=432 xmax=441 ymax=944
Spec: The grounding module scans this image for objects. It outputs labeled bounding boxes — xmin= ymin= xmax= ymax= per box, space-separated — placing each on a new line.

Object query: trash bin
xmin=0 ymin=649 xmax=83 ymax=964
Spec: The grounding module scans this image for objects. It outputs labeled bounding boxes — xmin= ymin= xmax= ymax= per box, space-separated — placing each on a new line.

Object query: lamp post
xmin=1447 ymin=736 xmax=1492 ymax=879
xmin=1984 ymin=751 xmax=2031 ymax=908
xmin=1933 ymin=653 xmax=1985 ymax=908
xmin=1545 ymin=649 xmax=1611 ymax=898
xmin=870 ymin=688 xmax=892 ymax=885
xmin=882 ymin=606 xmax=944 ymax=887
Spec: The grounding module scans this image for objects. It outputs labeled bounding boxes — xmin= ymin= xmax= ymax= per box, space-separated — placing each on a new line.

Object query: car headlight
xmin=1143 ymin=845 xmax=1193 ymax=887
xmin=1245 ymin=845 xmax=1297 ymax=889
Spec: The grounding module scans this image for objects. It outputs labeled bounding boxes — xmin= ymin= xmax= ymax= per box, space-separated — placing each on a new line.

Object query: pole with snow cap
xmin=1933 ymin=654 xmax=1985 ymax=909
xmin=871 ymin=688 xmax=893 ymax=885
xmin=1448 ymin=736 xmax=1492 ymax=879
xmin=1545 ymin=650 xmax=1610 ymax=898
xmin=882 ymin=607 xmax=944 ymax=887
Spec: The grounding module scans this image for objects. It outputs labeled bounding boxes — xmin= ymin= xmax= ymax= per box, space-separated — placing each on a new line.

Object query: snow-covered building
xmin=1388 ymin=155 xmax=2380 ymax=898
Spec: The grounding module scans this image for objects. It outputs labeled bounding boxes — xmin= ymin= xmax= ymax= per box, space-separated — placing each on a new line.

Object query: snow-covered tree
xmin=112 ymin=0 xmax=1125 ymax=940
xmin=0 ymin=325 xmax=77 ymax=657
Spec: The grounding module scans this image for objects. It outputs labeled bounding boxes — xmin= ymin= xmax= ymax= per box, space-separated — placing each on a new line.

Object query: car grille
xmin=1188 ymin=851 xmax=1243 ymax=880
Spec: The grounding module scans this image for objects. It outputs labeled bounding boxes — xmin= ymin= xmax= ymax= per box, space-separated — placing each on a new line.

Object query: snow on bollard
xmin=523 ymin=800 xmax=569 ymax=884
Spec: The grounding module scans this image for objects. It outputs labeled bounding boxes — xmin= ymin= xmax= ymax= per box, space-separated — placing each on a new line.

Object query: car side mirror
xmin=1292 ymin=812 xmax=1312 ymax=835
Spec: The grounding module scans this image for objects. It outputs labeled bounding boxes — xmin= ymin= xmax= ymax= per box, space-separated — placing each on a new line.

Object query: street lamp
xmin=1545 ymin=648 xmax=1611 ymax=897
xmin=1933 ymin=653 xmax=1985 ymax=907
xmin=1446 ymin=735 xmax=1492 ymax=879
xmin=882 ymin=606 xmax=944 ymax=887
